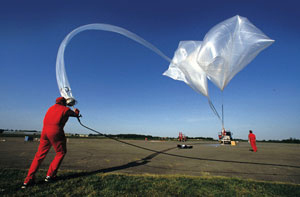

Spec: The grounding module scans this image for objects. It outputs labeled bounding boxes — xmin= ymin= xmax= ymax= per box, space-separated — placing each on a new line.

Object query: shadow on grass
xmin=77 ymin=121 xmax=300 ymax=169
xmin=3 ymin=146 xmax=179 ymax=193
xmin=46 ymin=146 xmax=177 ymax=183
xmin=98 ymin=139 xmax=300 ymax=169
xmin=49 ymin=141 xmax=300 ymax=184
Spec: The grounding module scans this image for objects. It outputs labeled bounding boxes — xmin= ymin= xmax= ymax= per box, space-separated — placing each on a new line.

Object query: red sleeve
xmin=65 ymin=108 xmax=79 ymax=117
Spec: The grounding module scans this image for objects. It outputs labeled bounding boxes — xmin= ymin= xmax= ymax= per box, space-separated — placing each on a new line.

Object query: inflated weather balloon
xmin=163 ymin=41 xmax=208 ymax=97
xmin=56 ymin=24 xmax=171 ymax=105
xmin=163 ymin=15 xmax=274 ymax=127
xmin=163 ymin=41 xmax=221 ymax=122
xmin=197 ymin=15 xmax=274 ymax=91
xmin=56 ymin=16 xmax=274 ymax=127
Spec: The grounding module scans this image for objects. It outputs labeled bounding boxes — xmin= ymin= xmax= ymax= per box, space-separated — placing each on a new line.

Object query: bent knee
xmin=56 ymin=149 xmax=67 ymax=157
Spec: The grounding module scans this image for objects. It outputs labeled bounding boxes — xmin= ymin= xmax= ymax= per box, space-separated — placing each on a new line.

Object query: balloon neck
xmin=66 ymin=98 xmax=77 ymax=106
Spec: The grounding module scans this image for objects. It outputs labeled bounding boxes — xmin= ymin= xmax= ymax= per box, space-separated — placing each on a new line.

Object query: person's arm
xmin=66 ymin=108 xmax=80 ymax=117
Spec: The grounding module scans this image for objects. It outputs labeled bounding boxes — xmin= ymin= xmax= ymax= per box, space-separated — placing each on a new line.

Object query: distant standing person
xmin=22 ymin=97 xmax=80 ymax=188
xmin=248 ymin=130 xmax=257 ymax=152
xmin=222 ymin=128 xmax=226 ymax=136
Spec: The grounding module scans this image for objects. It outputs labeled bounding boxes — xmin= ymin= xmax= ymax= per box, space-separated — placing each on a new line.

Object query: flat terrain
xmin=1 ymin=137 xmax=300 ymax=184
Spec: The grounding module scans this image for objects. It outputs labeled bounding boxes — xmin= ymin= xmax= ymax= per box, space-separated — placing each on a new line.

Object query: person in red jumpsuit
xmin=22 ymin=97 xmax=79 ymax=188
xmin=222 ymin=128 xmax=226 ymax=136
xmin=248 ymin=130 xmax=257 ymax=152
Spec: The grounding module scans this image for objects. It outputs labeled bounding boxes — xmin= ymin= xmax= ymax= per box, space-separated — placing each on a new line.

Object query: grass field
xmin=1 ymin=137 xmax=300 ymax=196
xmin=1 ymin=168 xmax=300 ymax=196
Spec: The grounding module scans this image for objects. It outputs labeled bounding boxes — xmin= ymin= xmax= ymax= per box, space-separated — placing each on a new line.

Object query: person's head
xmin=56 ymin=97 xmax=67 ymax=106
xmin=249 ymin=130 xmax=253 ymax=133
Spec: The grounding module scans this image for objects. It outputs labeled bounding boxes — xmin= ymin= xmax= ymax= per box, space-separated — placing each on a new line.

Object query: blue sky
xmin=0 ymin=0 xmax=299 ymax=140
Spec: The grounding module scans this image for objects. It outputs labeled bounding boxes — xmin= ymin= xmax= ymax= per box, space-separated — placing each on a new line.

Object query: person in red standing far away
xmin=22 ymin=97 xmax=80 ymax=188
xmin=248 ymin=130 xmax=257 ymax=152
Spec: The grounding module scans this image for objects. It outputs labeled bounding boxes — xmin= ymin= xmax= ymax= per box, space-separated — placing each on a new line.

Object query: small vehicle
xmin=177 ymin=144 xmax=193 ymax=149
xmin=218 ymin=130 xmax=233 ymax=144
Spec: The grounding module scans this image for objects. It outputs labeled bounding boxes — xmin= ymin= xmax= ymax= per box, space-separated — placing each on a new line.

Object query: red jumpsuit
xmin=24 ymin=103 xmax=79 ymax=183
xmin=248 ymin=133 xmax=257 ymax=152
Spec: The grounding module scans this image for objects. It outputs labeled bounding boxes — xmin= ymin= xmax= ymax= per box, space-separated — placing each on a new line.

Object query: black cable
xmin=75 ymin=116 xmax=300 ymax=169
xmin=76 ymin=116 xmax=166 ymax=153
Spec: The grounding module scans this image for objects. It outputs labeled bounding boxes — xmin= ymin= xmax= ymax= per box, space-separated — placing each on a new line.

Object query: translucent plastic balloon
xmin=163 ymin=41 xmax=222 ymax=123
xmin=56 ymin=24 xmax=171 ymax=102
xmin=163 ymin=41 xmax=208 ymax=97
xmin=197 ymin=15 xmax=274 ymax=91
xmin=56 ymin=16 xmax=274 ymax=126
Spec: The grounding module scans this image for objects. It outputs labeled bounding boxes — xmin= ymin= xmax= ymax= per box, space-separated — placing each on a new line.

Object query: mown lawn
xmin=0 ymin=168 xmax=299 ymax=196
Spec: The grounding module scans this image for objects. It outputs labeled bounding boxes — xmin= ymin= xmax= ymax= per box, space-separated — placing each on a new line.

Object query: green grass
xmin=1 ymin=168 xmax=299 ymax=197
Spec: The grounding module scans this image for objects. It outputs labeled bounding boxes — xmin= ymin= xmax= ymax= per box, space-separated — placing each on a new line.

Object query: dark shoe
xmin=45 ymin=176 xmax=57 ymax=182
xmin=21 ymin=179 xmax=35 ymax=189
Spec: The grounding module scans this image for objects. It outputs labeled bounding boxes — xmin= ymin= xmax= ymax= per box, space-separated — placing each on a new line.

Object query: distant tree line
xmin=188 ymin=137 xmax=215 ymax=141
xmin=0 ymin=129 xmax=40 ymax=133
xmin=1 ymin=129 xmax=299 ymax=144
xmin=88 ymin=133 xmax=163 ymax=140
xmin=261 ymin=138 xmax=300 ymax=144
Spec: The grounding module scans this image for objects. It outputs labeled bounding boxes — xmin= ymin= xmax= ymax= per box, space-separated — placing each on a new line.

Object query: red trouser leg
xmin=46 ymin=133 xmax=67 ymax=177
xmin=24 ymin=136 xmax=51 ymax=183
xmin=251 ymin=141 xmax=257 ymax=152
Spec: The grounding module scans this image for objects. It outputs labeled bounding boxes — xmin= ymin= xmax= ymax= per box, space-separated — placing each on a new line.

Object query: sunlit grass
xmin=1 ymin=168 xmax=299 ymax=196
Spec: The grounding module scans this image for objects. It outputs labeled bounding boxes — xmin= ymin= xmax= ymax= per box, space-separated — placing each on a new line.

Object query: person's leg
xmin=46 ymin=134 xmax=67 ymax=178
xmin=24 ymin=136 xmax=51 ymax=183
xmin=252 ymin=141 xmax=257 ymax=152
xmin=251 ymin=141 xmax=257 ymax=152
